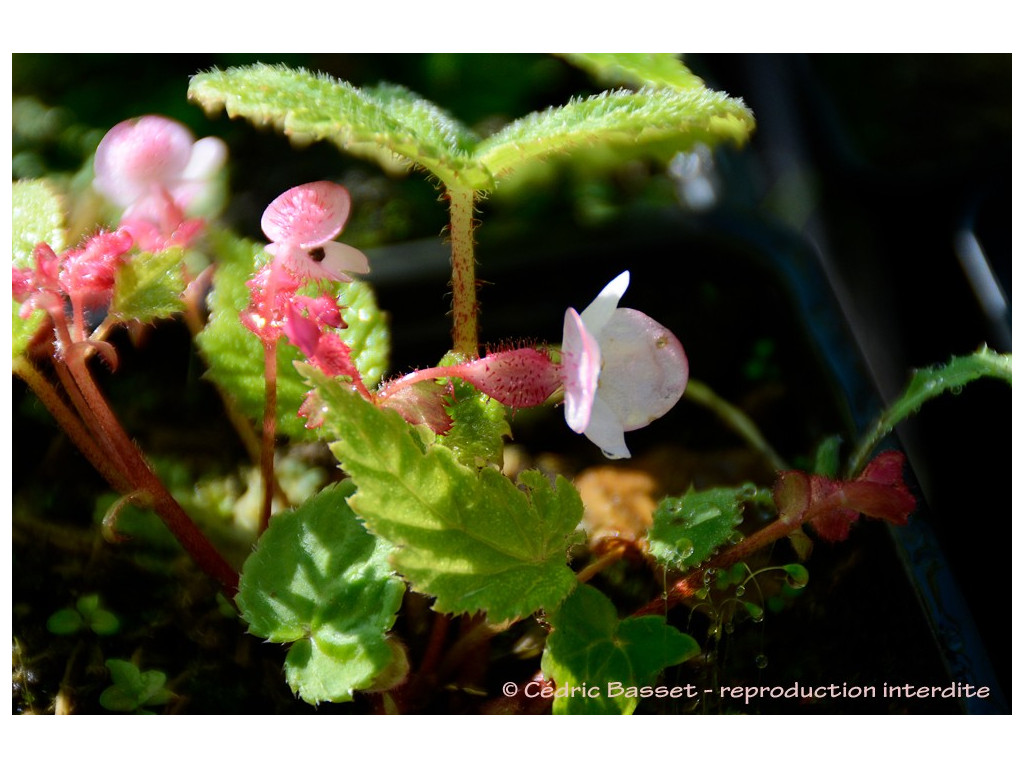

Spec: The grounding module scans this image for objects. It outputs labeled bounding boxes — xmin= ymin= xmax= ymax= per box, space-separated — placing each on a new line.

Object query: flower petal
xmin=181 ymin=136 xmax=227 ymax=182
xmin=93 ymin=116 xmax=195 ymax=207
xmin=584 ymin=394 xmax=631 ymax=460
xmin=562 ymin=307 xmax=601 ymax=434
xmin=579 ymin=271 xmax=630 ymax=336
xmin=172 ymin=136 xmax=228 ymax=209
xmin=595 ymin=308 xmax=688 ymax=430
xmin=260 ymin=181 xmax=351 ymax=248
xmin=319 ymin=242 xmax=370 ymax=280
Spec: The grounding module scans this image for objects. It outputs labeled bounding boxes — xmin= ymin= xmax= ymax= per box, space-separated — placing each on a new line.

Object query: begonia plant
xmin=11 ymin=53 xmax=1011 ymax=715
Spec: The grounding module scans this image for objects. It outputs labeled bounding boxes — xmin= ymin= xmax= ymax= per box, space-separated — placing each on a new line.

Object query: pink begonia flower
xmin=261 ymin=181 xmax=369 ymax=283
xmin=561 ymin=271 xmax=688 ymax=459
xmin=94 ymin=115 xmax=225 ymax=209
xmin=93 ymin=115 xmax=225 ymax=251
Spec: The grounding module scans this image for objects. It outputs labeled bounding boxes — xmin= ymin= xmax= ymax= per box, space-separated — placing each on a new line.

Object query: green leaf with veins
xmin=474 ymin=86 xmax=754 ymax=180
xmin=195 ymin=228 xmax=388 ymax=440
xmin=189 ymin=65 xmax=489 ymax=189
xmin=12 ymin=179 xmax=66 ymax=358
xmin=435 ymin=352 xmax=511 ymax=469
xmin=647 ymin=485 xmax=752 ymax=570
xmin=309 ymin=367 xmax=582 ymax=622
xmin=109 ymin=247 xmax=187 ymax=323
xmin=237 ymin=482 xmax=405 ymax=704
xmin=541 ymin=584 xmax=700 ymax=714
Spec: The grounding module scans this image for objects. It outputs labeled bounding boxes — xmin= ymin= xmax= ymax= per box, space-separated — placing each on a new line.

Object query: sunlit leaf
xmin=189 ymin=65 xmax=489 ymax=189
xmin=110 ymin=247 xmax=186 ymax=323
xmin=311 ymin=368 xmax=582 ymax=622
xmin=12 ymin=179 xmax=65 ymax=357
xmin=476 ymin=87 xmax=754 ymax=181
xmin=237 ymin=482 xmax=405 ymax=704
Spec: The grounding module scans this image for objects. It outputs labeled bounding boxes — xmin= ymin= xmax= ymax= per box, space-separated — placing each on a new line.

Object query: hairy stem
xmin=13 ymin=357 xmax=130 ymax=493
xmin=447 ymin=186 xmax=479 ymax=357
xmin=60 ymin=344 xmax=239 ymax=597
xmin=259 ymin=340 xmax=279 ymax=536
xmin=181 ymin=271 xmax=292 ymax=509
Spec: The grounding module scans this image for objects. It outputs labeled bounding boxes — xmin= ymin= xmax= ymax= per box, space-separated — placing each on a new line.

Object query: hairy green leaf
xmin=647 ymin=485 xmax=751 ymax=570
xmin=188 ymin=65 xmax=489 ymax=189
xmin=12 ymin=179 xmax=66 ymax=357
xmin=237 ymin=482 xmax=405 ymax=704
xmin=311 ymin=369 xmax=581 ymax=622
xmin=433 ymin=352 xmax=511 ymax=469
xmin=195 ymin=229 xmax=388 ymax=441
xmin=438 ymin=377 xmax=511 ymax=469
xmin=558 ymin=53 xmax=705 ymax=90
xmin=540 ymin=584 xmax=700 ymax=714
xmin=190 ymin=62 xmax=753 ymax=196
xmin=476 ymin=87 xmax=754 ymax=181
xmin=847 ymin=345 xmax=1012 ymax=476
xmin=110 ymin=247 xmax=187 ymax=323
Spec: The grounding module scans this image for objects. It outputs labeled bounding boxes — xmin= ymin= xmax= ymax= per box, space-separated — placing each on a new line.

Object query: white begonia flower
xmin=561 ymin=271 xmax=689 ymax=459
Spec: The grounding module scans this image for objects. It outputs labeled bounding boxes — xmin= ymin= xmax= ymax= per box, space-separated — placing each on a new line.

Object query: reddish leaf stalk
xmin=634 ymin=515 xmax=796 ymax=616
xmin=13 ymin=357 xmax=130 ymax=494
xmin=259 ymin=339 xmax=279 ymax=536
xmin=60 ymin=344 xmax=239 ymax=597
xmin=182 ymin=270 xmax=292 ymax=509
xmin=18 ymin=305 xmax=239 ymax=598
xmin=634 ymin=467 xmax=911 ymax=618
xmin=416 ymin=613 xmax=452 ymax=680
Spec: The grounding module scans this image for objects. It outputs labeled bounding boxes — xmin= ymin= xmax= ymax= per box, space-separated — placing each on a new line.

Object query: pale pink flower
xmin=93 ymin=115 xmax=225 ymax=251
xmin=93 ymin=115 xmax=225 ymax=210
xmin=376 ymin=272 xmax=688 ymax=457
xmin=561 ymin=272 xmax=688 ymax=459
xmin=261 ymin=181 xmax=369 ymax=283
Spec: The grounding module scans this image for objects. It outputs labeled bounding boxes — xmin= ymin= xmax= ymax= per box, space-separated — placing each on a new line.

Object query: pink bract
xmin=560 ymin=271 xmax=688 ymax=459
xmin=59 ymin=229 xmax=135 ymax=299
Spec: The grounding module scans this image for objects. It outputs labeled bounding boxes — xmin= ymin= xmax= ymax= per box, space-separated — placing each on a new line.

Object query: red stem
xmin=13 ymin=358 xmax=131 ymax=494
xmin=59 ymin=338 xmax=239 ymax=597
xmin=258 ymin=339 xmax=278 ymax=536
